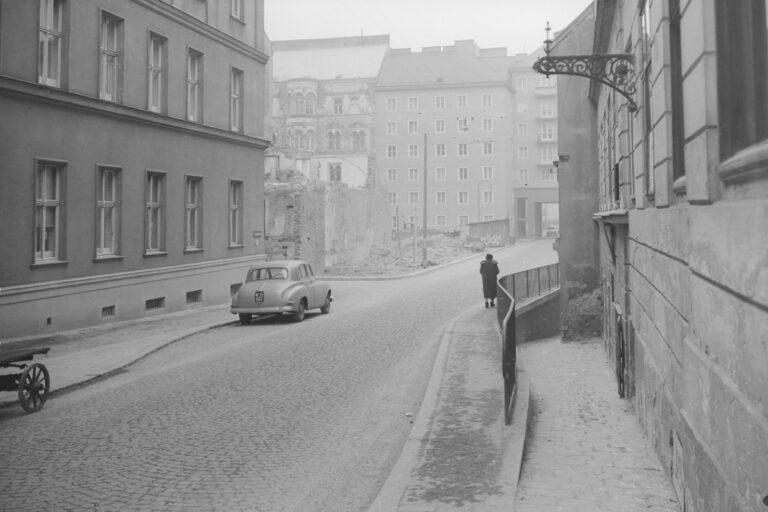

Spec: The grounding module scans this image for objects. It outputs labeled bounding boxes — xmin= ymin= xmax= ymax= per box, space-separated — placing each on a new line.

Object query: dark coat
xmin=480 ymin=259 xmax=500 ymax=298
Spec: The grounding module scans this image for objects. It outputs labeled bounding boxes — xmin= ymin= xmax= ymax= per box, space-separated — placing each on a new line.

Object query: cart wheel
xmin=18 ymin=363 xmax=50 ymax=413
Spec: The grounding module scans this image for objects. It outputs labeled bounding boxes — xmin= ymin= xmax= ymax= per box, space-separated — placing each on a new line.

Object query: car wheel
xmin=239 ymin=313 xmax=252 ymax=325
xmin=291 ymin=300 xmax=306 ymax=322
xmin=320 ymin=293 xmax=331 ymax=314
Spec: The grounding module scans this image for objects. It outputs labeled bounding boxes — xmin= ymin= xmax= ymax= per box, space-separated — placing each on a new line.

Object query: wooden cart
xmin=0 ymin=346 xmax=51 ymax=413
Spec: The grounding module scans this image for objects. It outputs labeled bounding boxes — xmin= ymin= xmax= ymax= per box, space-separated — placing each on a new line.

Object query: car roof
xmin=247 ymin=260 xmax=308 ymax=271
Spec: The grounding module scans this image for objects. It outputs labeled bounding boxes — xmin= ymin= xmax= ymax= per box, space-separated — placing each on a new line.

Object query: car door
xmin=303 ymin=263 xmax=320 ymax=308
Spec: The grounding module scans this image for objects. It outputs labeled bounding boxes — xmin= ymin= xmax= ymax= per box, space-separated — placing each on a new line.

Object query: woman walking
xmin=480 ymin=253 xmax=500 ymax=308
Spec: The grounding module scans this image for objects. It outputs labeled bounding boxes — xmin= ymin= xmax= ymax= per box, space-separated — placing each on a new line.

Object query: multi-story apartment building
xmin=553 ymin=2 xmax=768 ymax=511
xmin=269 ymin=35 xmax=389 ymax=188
xmin=0 ymin=0 xmax=270 ymax=339
xmin=375 ymin=40 xmax=558 ymax=236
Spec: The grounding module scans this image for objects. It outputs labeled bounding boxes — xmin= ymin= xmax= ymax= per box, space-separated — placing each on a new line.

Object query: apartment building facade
xmin=0 ymin=0 xmax=270 ymax=338
xmin=375 ymin=41 xmax=558 ymax=236
xmin=269 ymin=35 xmax=389 ymax=188
xmin=552 ymin=1 xmax=768 ymax=510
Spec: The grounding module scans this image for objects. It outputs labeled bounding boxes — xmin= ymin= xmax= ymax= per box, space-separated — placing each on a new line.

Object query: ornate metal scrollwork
xmin=532 ymin=23 xmax=638 ymax=112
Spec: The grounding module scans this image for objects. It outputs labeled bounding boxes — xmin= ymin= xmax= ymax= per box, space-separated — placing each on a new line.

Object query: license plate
xmin=254 ymin=291 xmax=264 ymax=303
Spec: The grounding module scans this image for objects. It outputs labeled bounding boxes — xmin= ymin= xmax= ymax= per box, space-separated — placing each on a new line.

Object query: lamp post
xmin=422 ymin=132 xmax=427 ymax=265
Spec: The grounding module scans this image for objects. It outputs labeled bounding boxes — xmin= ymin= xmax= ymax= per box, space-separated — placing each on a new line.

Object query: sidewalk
xmin=1 ymin=291 xmax=680 ymax=512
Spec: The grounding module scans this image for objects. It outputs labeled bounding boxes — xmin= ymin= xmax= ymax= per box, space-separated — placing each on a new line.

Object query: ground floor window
xmin=35 ymin=161 xmax=64 ymax=262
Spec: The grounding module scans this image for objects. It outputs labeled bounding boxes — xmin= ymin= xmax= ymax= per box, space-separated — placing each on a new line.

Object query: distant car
xmin=230 ymin=260 xmax=332 ymax=324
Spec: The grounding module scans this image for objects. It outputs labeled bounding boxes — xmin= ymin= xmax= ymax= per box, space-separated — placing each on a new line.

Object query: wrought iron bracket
xmin=532 ymin=23 xmax=638 ymax=112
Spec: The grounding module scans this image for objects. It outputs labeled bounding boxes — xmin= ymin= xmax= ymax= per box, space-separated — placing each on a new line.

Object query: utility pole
xmin=422 ymin=132 xmax=427 ymax=265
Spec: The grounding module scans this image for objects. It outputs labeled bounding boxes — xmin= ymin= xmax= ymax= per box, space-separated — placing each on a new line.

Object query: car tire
xmin=291 ymin=301 xmax=305 ymax=322
xmin=239 ymin=313 xmax=252 ymax=325
xmin=320 ymin=293 xmax=331 ymax=314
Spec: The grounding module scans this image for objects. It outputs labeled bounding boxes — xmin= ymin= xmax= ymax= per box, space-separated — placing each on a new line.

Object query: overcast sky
xmin=265 ymin=0 xmax=594 ymax=54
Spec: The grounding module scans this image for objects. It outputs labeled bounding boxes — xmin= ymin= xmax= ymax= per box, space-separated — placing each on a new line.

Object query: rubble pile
xmin=323 ymin=233 xmax=482 ymax=276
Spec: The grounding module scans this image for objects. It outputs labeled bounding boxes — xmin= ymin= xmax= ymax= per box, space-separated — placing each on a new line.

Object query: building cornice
xmin=130 ymin=0 xmax=269 ymax=64
xmin=0 ymin=76 xmax=271 ymax=149
xmin=376 ymin=81 xmax=513 ymax=92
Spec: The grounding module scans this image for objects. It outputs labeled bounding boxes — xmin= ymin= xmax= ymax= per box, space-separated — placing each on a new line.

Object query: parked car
xmin=230 ymin=260 xmax=332 ymax=324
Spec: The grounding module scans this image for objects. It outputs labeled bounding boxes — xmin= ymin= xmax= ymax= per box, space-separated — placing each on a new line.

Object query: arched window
xmin=353 ymin=130 xmax=367 ymax=151
xmin=305 ymin=93 xmax=316 ymax=115
xmin=306 ymin=131 xmax=315 ymax=151
xmin=327 ymin=130 xmax=341 ymax=151
xmin=292 ymin=92 xmax=304 ymax=115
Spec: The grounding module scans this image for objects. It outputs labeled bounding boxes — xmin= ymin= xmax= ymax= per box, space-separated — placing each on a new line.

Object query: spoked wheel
xmin=18 ymin=363 xmax=50 ymax=413
xmin=320 ymin=293 xmax=332 ymax=314
xmin=291 ymin=301 xmax=306 ymax=322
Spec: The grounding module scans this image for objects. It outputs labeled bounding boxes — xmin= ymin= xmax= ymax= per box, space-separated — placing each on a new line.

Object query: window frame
xmin=230 ymin=67 xmax=244 ymax=132
xmin=99 ymin=12 xmax=122 ymax=102
xmin=228 ymin=179 xmax=243 ymax=247
xmin=187 ymin=48 xmax=204 ymax=122
xmin=33 ymin=160 xmax=66 ymax=264
xmin=38 ymin=0 xmax=64 ymax=87
xmin=148 ymin=32 xmax=167 ymax=114
xmin=96 ymin=165 xmax=121 ymax=258
xmin=185 ymin=175 xmax=202 ymax=251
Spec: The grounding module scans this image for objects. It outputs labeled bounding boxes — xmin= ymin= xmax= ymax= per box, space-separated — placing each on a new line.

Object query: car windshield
xmin=248 ymin=267 xmax=289 ymax=281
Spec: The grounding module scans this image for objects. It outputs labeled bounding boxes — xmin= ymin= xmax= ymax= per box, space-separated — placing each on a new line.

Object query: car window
xmin=248 ymin=268 xmax=288 ymax=281
xmin=299 ymin=265 xmax=308 ymax=280
xmin=306 ymin=265 xmax=314 ymax=277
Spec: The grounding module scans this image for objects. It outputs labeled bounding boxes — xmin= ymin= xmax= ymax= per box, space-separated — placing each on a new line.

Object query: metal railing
xmin=496 ymin=263 xmax=560 ymax=425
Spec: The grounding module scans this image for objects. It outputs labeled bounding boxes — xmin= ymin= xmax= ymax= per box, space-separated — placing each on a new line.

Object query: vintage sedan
xmin=230 ymin=260 xmax=332 ymax=324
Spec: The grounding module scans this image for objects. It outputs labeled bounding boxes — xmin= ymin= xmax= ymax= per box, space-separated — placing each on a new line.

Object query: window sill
xmin=143 ymin=251 xmax=168 ymax=258
xmin=228 ymin=244 xmax=244 ymax=249
xmin=93 ymin=255 xmax=124 ymax=263
xmin=184 ymin=248 xmax=204 ymax=254
xmin=230 ymin=14 xmax=246 ymax=25
xmin=30 ymin=260 xmax=68 ymax=269
xmin=719 ymin=139 xmax=768 ymax=184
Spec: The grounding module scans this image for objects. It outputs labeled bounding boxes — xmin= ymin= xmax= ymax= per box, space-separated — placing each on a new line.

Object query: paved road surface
xmin=0 ymin=241 xmax=556 ymax=512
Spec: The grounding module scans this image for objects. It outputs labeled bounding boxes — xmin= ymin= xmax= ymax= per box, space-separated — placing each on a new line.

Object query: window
xmin=435 ymin=144 xmax=446 ymax=157
xmin=39 ymin=0 xmax=63 ymax=87
xmin=333 ymin=98 xmax=343 ymax=115
xmin=386 ymin=97 xmax=396 ymax=111
xmin=540 ymin=101 xmax=555 ymax=117
xmin=329 ymin=164 xmax=341 ymax=182
xmin=185 ymin=176 xmax=202 ymax=250
xmin=187 ymin=49 xmax=203 ymax=122
xmin=386 ymin=168 xmax=397 ymax=181
xmin=482 ymin=166 xmax=493 ymax=179
xmin=435 ymin=96 xmax=445 ymax=109
xmin=291 ymin=92 xmax=304 ymax=115
xmin=436 ymin=191 xmax=446 ymax=204
xmin=517 ymin=102 xmax=528 ymax=113
xmin=408 ymin=144 xmax=419 ymax=157
xmin=483 ymin=215 xmax=494 ymax=221
xmin=229 ymin=180 xmax=243 ymax=246
xmin=407 ymin=97 xmax=418 ymax=111
xmin=409 ymin=191 xmax=419 ymax=204
xmin=387 ymin=145 xmax=397 ymax=158
xmin=435 ymin=167 xmax=446 ymax=181
xmin=482 ymin=118 xmax=493 ymax=132
xmin=352 ymin=130 xmax=366 ymax=150
xmin=537 ymin=75 xmax=556 ymax=88
xmin=408 ymin=120 xmax=419 ymax=134
xmin=482 ymin=94 xmax=492 ymax=107
xmin=230 ymin=67 xmax=243 ymax=131
xmin=458 ymin=191 xmax=468 ymax=204
xmin=409 ymin=168 xmax=419 ymax=181
xmin=305 ymin=93 xmax=315 ymax=114
xmin=516 ymin=77 xmax=528 ymax=90
xmin=306 ymin=130 xmax=315 ymax=151
xmin=457 ymin=95 xmax=467 ymax=108
xmin=100 ymin=13 xmax=122 ymax=101
xmin=391 ymin=217 xmax=398 ymax=229
xmin=541 ymin=168 xmax=556 ymax=181
xmin=389 ymin=192 xmax=397 ymax=205
xmin=539 ymin=145 xmax=556 ymax=164
xmin=482 ymin=141 xmax=494 ymax=155
xmin=458 ymin=167 xmax=468 ymax=180
xmin=518 ymin=123 xmax=528 ymax=136
xmin=458 ymin=215 xmax=469 ymax=226
xmin=436 ymin=215 xmax=446 ymax=226
xmin=327 ymin=131 xmax=341 ymax=151
xmin=386 ymin=121 xmax=397 ymax=135
xmin=34 ymin=162 xmax=64 ymax=262
xmin=518 ymin=146 xmax=528 ymax=159
xmin=145 ymin=172 xmax=165 ymax=253
xmin=540 ymin=123 xmax=555 ymax=141
xmin=483 ymin=190 xmax=493 ymax=204
xmin=435 ymin=119 xmax=446 ymax=133
xmin=96 ymin=167 xmax=120 ymax=257
xmin=519 ymin=168 xmax=529 ymax=182
xmin=457 ymin=118 xmax=469 ymax=132
xmin=458 ymin=143 xmax=468 ymax=156
xmin=230 ymin=0 xmax=243 ymax=20
xmin=148 ymin=34 xmax=167 ymax=113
